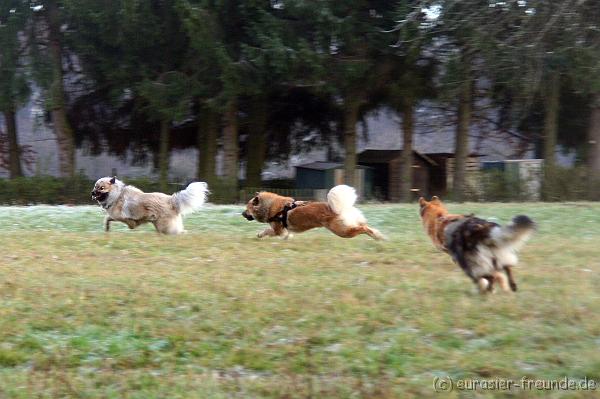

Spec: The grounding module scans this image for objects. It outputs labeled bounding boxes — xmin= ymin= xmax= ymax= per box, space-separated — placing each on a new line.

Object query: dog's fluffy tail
xmin=489 ymin=215 xmax=536 ymax=250
xmin=171 ymin=182 xmax=209 ymax=215
xmin=327 ymin=185 xmax=367 ymax=227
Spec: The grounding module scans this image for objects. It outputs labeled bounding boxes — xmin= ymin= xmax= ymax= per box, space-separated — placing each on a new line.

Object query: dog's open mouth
xmin=242 ymin=211 xmax=254 ymax=221
xmin=92 ymin=191 xmax=109 ymax=202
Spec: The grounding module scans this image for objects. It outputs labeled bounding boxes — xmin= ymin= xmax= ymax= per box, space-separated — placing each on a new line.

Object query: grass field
xmin=1 ymin=202 xmax=600 ymax=398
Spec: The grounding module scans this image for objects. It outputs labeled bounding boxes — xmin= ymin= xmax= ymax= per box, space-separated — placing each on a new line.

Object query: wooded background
xmin=1 ymin=0 xmax=600 ymax=202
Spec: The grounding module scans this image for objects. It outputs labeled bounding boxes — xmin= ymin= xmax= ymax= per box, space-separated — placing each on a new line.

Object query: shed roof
xmin=295 ymin=161 xmax=342 ymax=170
xmin=295 ymin=161 xmax=372 ymax=170
xmin=358 ymin=149 xmax=438 ymax=166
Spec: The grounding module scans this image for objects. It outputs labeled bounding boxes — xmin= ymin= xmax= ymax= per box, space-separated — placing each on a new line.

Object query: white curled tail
xmin=490 ymin=215 xmax=536 ymax=250
xmin=172 ymin=182 xmax=209 ymax=215
xmin=327 ymin=185 xmax=366 ymax=227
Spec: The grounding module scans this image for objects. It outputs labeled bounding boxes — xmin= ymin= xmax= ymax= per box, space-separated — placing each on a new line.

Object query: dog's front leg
xmin=104 ymin=216 xmax=113 ymax=232
xmin=125 ymin=220 xmax=139 ymax=229
xmin=257 ymin=227 xmax=276 ymax=238
xmin=493 ymin=271 xmax=510 ymax=292
xmin=282 ymin=230 xmax=294 ymax=240
xmin=257 ymin=223 xmax=286 ymax=239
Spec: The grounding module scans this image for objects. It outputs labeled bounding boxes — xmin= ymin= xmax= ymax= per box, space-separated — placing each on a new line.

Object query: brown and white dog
xmin=418 ymin=196 xmax=466 ymax=250
xmin=419 ymin=196 xmax=535 ymax=293
xmin=242 ymin=185 xmax=385 ymax=240
xmin=91 ymin=176 xmax=208 ymax=234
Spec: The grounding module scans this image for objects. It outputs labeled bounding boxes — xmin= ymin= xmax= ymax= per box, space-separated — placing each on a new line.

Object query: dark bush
xmin=0 ymin=175 xmax=93 ymax=205
xmin=0 ymin=176 xmax=248 ymax=205
xmin=479 ymin=166 xmax=599 ymax=202
xmin=0 ymin=175 xmax=188 ymax=205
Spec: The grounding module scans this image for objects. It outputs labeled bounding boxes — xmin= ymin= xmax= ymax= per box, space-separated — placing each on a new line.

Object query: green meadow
xmin=1 ymin=203 xmax=599 ymax=398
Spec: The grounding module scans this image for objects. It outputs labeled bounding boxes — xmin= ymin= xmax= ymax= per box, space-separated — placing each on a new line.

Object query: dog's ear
xmin=431 ymin=196 xmax=440 ymax=203
xmin=252 ymin=196 xmax=259 ymax=206
xmin=418 ymin=197 xmax=427 ymax=206
xmin=110 ymin=176 xmax=116 ymax=184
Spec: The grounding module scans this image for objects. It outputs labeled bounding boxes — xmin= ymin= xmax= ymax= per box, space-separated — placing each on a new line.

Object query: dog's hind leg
xmin=364 ymin=225 xmax=386 ymax=240
xmin=504 ymin=266 xmax=517 ymax=292
xmin=154 ymin=216 xmax=184 ymax=235
xmin=477 ymin=276 xmax=498 ymax=294
xmin=104 ymin=216 xmax=113 ymax=232
xmin=493 ymin=271 xmax=510 ymax=292
xmin=327 ymin=224 xmax=385 ymax=240
xmin=335 ymin=226 xmax=371 ymax=238
xmin=477 ymin=277 xmax=491 ymax=294
xmin=171 ymin=215 xmax=185 ymax=234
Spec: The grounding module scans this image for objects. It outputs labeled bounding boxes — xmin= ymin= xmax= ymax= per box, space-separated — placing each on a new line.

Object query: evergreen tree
xmin=0 ymin=0 xmax=29 ymax=178
xmin=384 ymin=1 xmax=436 ymax=201
xmin=28 ymin=0 xmax=77 ymax=177
xmin=66 ymin=0 xmax=192 ymax=190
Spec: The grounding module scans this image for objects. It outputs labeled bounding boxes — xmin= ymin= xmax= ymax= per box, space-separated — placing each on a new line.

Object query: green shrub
xmin=0 ymin=175 xmax=93 ymax=205
xmin=0 ymin=175 xmax=181 ymax=205
xmin=0 ymin=176 xmax=243 ymax=205
xmin=480 ymin=169 xmax=527 ymax=202
xmin=541 ymin=166 xmax=598 ymax=201
xmin=480 ymin=166 xmax=599 ymax=202
xmin=0 ymin=170 xmax=596 ymax=205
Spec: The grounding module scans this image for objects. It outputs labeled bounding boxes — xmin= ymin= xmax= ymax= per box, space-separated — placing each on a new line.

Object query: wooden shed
xmin=430 ymin=153 xmax=482 ymax=197
xmin=295 ymin=161 xmax=373 ymax=199
xmin=357 ymin=150 xmax=437 ymax=201
xmin=357 ymin=150 xmax=481 ymax=201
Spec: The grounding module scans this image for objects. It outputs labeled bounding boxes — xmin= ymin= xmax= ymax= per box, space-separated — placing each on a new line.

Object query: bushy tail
xmin=327 ymin=185 xmax=366 ymax=227
xmin=490 ymin=215 xmax=536 ymax=250
xmin=172 ymin=182 xmax=209 ymax=215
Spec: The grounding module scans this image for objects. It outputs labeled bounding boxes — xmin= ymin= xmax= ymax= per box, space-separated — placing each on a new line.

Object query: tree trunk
xmin=399 ymin=97 xmax=414 ymax=202
xmin=452 ymin=67 xmax=472 ymax=202
xmin=158 ymin=119 xmax=170 ymax=192
xmin=343 ymin=101 xmax=360 ymax=187
xmin=588 ymin=94 xmax=600 ymax=200
xmin=222 ymin=98 xmax=238 ymax=202
xmin=197 ymin=106 xmax=217 ymax=184
xmin=542 ymin=71 xmax=560 ymax=201
xmin=47 ymin=0 xmax=75 ymax=177
xmin=4 ymin=108 xmax=23 ymax=178
xmin=246 ymin=97 xmax=268 ymax=188
xmin=586 ymin=93 xmax=600 ymax=175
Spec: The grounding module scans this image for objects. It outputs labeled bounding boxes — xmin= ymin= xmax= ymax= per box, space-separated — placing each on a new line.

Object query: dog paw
xmin=510 ymin=282 xmax=517 ymax=292
xmin=477 ymin=278 xmax=490 ymax=294
xmin=369 ymin=228 xmax=387 ymax=241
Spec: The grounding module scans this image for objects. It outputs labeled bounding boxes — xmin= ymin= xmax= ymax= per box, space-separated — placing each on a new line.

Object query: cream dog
xmin=91 ymin=176 xmax=208 ymax=234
